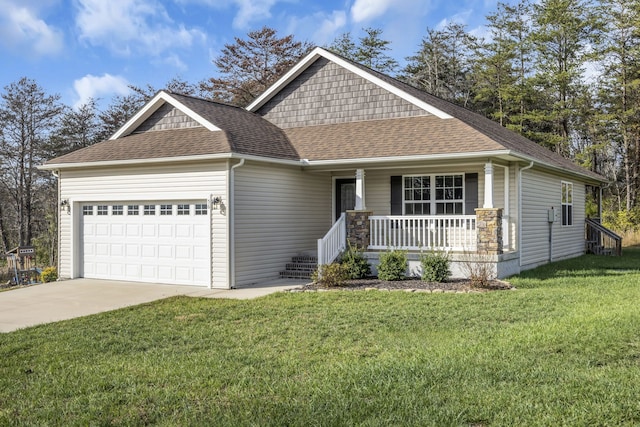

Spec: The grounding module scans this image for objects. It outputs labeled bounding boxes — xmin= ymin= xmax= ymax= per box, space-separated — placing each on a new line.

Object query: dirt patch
xmin=295 ymin=278 xmax=513 ymax=293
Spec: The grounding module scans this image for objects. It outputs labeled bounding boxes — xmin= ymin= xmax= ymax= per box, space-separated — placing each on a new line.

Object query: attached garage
xmin=80 ymin=201 xmax=211 ymax=286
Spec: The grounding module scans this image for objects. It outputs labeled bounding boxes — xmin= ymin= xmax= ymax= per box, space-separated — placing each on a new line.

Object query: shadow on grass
xmin=509 ymin=246 xmax=640 ymax=284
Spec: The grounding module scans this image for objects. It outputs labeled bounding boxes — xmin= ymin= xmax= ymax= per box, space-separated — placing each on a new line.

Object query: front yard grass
xmin=1 ymin=249 xmax=639 ymax=426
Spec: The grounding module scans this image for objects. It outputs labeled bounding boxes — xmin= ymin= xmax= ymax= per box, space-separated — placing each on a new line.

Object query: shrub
xmin=459 ymin=251 xmax=495 ymax=288
xmin=377 ymin=249 xmax=407 ymax=281
xmin=420 ymin=250 xmax=451 ymax=282
xmin=340 ymin=243 xmax=371 ymax=279
xmin=311 ymin=263 xmax=348 ymax=287
xmin=41 ymin=266 xmax=58 ymax=283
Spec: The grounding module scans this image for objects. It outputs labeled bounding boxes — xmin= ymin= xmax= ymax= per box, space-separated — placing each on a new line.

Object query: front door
xmin=335 ymin=178 xmax=356 ymax=220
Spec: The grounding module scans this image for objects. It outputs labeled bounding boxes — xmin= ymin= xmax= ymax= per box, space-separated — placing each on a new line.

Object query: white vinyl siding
xmin=233 ymin=162 xmax=331 ymax=286
xmin=521 ymin=169 xmax=585 ymax=268
xmin=58 ymin=162 xmax=228 ymax=287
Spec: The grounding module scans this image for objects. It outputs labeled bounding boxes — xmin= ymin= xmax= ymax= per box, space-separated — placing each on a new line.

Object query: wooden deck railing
xmin=369 ymin=215 xmax=477 ymax=251
xmin=585 ymin=218 xmax=622 ymax=256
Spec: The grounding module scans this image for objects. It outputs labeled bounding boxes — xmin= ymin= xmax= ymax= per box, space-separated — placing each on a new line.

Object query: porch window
xmin=403 ymin=174 xmax=464 ymax=215
xmin=404 ymin=176 xmax=430 ymax=214
xmin=562 ymin=181 xmax=573 ymax=226
xmin=435 ymin=175 xmax=463 ymax=214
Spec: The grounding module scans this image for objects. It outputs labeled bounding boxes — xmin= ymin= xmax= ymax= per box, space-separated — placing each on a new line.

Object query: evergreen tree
xmin=401 ymin=22 xmax=478 ymax=106
xmin=201 ymin=26 xmax=311 ymax=106
xmin=0 ymin=78 xmax=62 ymax=247
xmin=528 ymin=0 xmax=601 ymax=156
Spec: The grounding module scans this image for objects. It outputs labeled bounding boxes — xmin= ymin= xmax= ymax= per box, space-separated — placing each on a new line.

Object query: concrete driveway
xmin=0 ymin=278 xmax=307 ymax=333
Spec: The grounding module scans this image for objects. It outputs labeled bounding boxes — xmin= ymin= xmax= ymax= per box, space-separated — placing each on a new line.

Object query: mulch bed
xmin=294 ymin=278 xmax=514 ymax=293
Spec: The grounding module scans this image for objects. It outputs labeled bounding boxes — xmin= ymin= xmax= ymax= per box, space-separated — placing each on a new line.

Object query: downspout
xmin=51 ymin=170 xmax=61 ymax=279
xmin=229 ymin=158 xmax=245 ymax=289
xmin=518 ymin=162 xmax=534 ymax=267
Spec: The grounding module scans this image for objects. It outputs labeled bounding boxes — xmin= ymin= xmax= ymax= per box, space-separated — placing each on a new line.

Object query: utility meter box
xmin=547 ymin=208 xmax=556 ymax=223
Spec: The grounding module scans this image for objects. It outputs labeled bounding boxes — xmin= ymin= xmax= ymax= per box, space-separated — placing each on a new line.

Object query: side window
xmin=561 ymin=182 xmax=573 ymax=226
xmin=83 ymin=205 xmax=93 ymax=216
xmin=195 ymin=203 xmax=208 ymax=215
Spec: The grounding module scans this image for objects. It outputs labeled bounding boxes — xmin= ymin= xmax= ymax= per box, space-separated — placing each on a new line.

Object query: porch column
xmin=346 ymin=210 xmax=372 ymax=249
xmin=475 ymin=208 xmax=503 ymax=255
xmin=355 ymin=169 xmax=366 ymax=210
xmin=483 ymin=161 xmax=494 ymax=208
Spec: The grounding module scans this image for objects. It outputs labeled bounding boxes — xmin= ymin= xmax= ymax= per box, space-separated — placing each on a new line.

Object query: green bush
xmin=311 ymin=263 xmax=348 ymax=287
xmin=420 ymin=250 xmax=451 ymax=282
xmin=377 ymin=249 xmax=407 ymax=281
xmin=340 ymin=243 xmax=371 ymax=279
xmin=40 ymin=266 xmax=58 ymax=283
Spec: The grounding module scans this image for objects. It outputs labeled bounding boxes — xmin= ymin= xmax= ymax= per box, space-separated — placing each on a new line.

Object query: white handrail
xmin=317 ymin=213 xmax=347 ymax=265
xmin=369 ymin=215 xmax=477 ymax=251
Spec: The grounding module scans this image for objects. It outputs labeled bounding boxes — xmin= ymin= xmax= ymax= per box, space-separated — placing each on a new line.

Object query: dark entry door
xmin=335 ymin=178 xmax=356 ymax=220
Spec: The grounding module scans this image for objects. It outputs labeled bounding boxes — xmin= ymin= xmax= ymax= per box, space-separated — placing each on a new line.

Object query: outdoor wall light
xmin=60 ymin=199 xmax=70 ymax=214
xmin=211 ymin=196 xmax=222 ymax=210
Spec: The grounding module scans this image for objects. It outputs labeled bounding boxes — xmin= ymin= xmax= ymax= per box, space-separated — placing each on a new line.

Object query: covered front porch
xmin=316 ymin=161 xmax=519 ymax=278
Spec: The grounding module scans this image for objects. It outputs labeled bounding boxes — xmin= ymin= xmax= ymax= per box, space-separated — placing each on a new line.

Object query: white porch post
xmin=483 ymin=161 xmax=494 ymax=209
xmin=355 ymin=168 xmax=366 ymax=210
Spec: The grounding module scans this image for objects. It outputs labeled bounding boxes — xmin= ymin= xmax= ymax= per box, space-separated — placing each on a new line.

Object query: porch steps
xmin=279 ymin=255 xmax=318 ymax=280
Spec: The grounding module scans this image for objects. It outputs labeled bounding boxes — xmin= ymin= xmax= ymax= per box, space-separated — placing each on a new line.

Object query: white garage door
xmin=81 ymin=201 xmax=210 ymax=286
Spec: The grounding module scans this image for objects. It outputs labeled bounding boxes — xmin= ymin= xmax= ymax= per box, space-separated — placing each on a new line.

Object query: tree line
xmin=1 ymin=0 xmax=640 ymax=267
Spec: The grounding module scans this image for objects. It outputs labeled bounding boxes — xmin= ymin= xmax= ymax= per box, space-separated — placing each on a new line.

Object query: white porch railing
xmin=369 ymin=215 xmax=477 ymax=251
xmin=317 ymin=213 xmax=347 ymax=265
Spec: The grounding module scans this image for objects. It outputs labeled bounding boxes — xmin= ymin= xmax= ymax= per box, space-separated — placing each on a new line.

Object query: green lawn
xmin=1 ymin=250 xmax=639 ymax=426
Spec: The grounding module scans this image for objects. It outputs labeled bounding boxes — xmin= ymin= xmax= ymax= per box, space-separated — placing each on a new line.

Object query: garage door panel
xmin=111 ymin=244 xmax=124 ymax=256
xmin=127 ymin=224 xmax=141 ymax=237
xmin=142 ymin=224 xmax=156 ymax=237
xmin=81 ymin=201 xmax=210 ymax=286
xmin=158 ymin=224 xmax=173 ymax=237
xmin=111 ymin=224 xmax=125 ymax=236
xmin=141 ymin=245 xmax=155 ymax=257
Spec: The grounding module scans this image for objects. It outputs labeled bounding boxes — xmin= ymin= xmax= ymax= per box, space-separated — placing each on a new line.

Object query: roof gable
xmin=111 ymin=91 xmax=221 ymax=139
xmin=247 ymin=47 xmax=453 ymax=119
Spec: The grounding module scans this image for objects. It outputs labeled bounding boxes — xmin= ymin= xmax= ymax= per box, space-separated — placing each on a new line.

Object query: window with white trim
xmin=403 ymin=174 xmax=464 ymax=215
xmin=160 ymin=204 xmax=172 ymax=216
xmin=112 ymin=205 xmax=123 ymax=215
xmin=195 ymin=203 xmax=207 ymax=215
xmin=83 ymin=205 xmax=93 ymax=216
xmin=177 ymin=204 xmax=190 ymax=215
xmin=128 ymin=205 xmax=139 ymax=215
xmin=562 ymin=182 xmax=573 ymax=226
xmin=404 ymin=176 xmax=431 ymax=215
xmin=97 ymin=205 xmax=108 ymax=216
xmin=144 ymin=205 xmax=156 ymax=216
xmin=435 ymin=175 xmax=463 ymax=214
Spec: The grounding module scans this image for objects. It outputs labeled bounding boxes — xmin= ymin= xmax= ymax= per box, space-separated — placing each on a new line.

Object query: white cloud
xmin=75 ymin=0 xmax=206 ymax=56
xmin=0 ymin=1 xmax=64 ymax=57
xmin=313 ymin=11 xmax=348 ymax=45
xmin=73 ymin=73 xmax=130 ymax=109
xmin=231 ymin=0 xmax=279 ymax=29
xmin=350 ymin=0 xmax=393 ymax=23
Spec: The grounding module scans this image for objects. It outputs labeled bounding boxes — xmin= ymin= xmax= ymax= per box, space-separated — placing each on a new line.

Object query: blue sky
xmin=1 ymin=0 xmax=515 ymax=110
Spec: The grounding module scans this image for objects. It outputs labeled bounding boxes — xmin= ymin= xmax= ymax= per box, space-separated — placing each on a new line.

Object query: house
xmin=40 ymin=47 xmax=609 ymax=288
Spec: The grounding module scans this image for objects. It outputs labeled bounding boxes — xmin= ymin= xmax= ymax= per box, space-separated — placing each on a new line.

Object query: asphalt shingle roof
xmin=43 ymin=49 xmax=605 ymax=183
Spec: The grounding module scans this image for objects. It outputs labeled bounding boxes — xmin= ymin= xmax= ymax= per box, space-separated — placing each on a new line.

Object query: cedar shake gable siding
xmin=45 ymin=93 xmax=298 ymax=165
xmin=257 ymin=57 xmax=428 ymax=129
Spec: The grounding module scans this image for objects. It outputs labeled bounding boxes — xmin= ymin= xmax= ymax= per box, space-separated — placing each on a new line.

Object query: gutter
xmin=518 ymin=161 xmax=535 ymax=267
